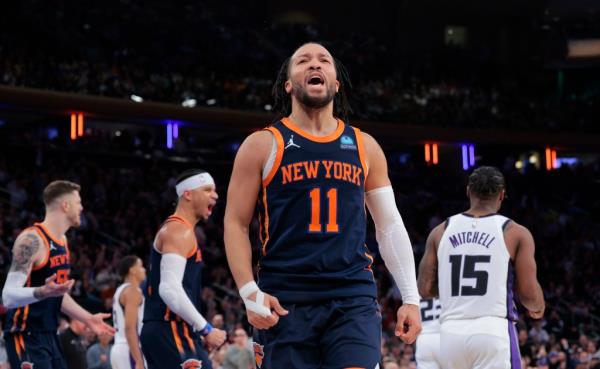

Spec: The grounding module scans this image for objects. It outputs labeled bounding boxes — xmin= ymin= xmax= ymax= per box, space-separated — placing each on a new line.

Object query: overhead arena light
xmin=130 ymin=94 xmax=144 ymax=103
xmin=70 ymin=113 xmax=85 ymax=140
xmin=424 ymin=143 xmax=439 ymax=165
xmin=182 ymin=98 xmax=197 ymax=108
xmin=461 ymin=144 xmax=475 ymax=170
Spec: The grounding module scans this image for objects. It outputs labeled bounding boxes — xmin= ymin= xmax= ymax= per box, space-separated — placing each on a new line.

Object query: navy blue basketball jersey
xmin=257 ymin=118 xmax=376 ymax=303
xmin=143 ymin=215 xmax=204 ymax=327
xmin=4 ymin=223 xmax=71 ymax=333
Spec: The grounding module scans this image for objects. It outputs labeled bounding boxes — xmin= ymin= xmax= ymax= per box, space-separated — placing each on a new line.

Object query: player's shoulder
xmin=427 ymin=221 xmax=447 ymax=243
xmin=504 ymin=220 xmax=534 ymax=241
xmin=120 ymin=284 xmax=143 ymax=301
xmin=246 ymin=128 xmax=274 ymax=143
xmin=354 ymin=129 xmax=378 ymax=147
xmin=157 ymin=220 xmax=195 ymax=244
xmin=14 ymin=226 xmax=44 ymax=246
xmin=236 ymin=129 xmax=273 ymax=161
xmin=503 ymin=219 xmax=529 ymax=234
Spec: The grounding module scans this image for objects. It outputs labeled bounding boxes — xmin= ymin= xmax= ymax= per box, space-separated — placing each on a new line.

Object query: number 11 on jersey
xmin=308 ymin=187 xmax=339 ymax=233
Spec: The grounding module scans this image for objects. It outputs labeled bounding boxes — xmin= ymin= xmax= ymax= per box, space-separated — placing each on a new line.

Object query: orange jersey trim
xmin=260 ymin=187 xmax=269 ymax=256
xmin=19 ymin=334 xmax=26 ymax=353
xmin=262 ymin=127 xmax=284 ymax=187
xmin=27 ymin=226 xmax=50 ymax=271
xmin=166 ymin=215 xmax=193 ymax=229
xmin=352 ymin=127 xmax=369 ymax=181
xmin=281 ymin=117 xmax=345 ymax=143
xmin=170 ymin=321 xmax=185 ymax=354
xmin=14 ymin=335 xmax=22 ymax=358
xmin=20 ymin=304 xmax=29 ymax=331
xmin=11 ymin=309 xmax=21 ymax=333
xmin=34 ymin=223 xmax=66 ymax=247
xmin=164 ymin=215 xmax=198 ymax=259
xmin=182 ymin=323 xmax=196 ymax=353
xmin=185 ymin=245 xmax=198 ymax=259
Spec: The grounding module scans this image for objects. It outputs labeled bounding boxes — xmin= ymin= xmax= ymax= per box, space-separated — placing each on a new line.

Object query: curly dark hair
xmin=467 ymin=166 xmax=506 ymax=199
xmin=271 ymin=43 xmax=354 ymax=123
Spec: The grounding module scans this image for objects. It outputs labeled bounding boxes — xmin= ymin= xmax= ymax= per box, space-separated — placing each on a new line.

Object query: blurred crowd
xmin=2 ymin=0 xmax=600 ymax=132
xmin=0 ymin=136 xmax=597 ymax=368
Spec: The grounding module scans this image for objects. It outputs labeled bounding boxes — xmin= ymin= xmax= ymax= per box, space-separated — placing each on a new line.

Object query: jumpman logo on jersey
xmin=284 ymin=135 xmax=301 ymax=150
xmin=50 ymin=243 xmax=57 ymax=251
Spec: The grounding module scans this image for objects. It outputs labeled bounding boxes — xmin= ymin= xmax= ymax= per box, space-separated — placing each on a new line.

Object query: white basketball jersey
xmin=113 ymin=283 xmax=144 ymax=344
xmin=420 ymin=298 xmax=441 ymax=334
xmin=438 ymin=213 xmax=517 ymax=324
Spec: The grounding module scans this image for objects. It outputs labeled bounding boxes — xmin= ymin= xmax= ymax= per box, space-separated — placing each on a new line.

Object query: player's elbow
xmin=124 ymin=323 xmax=137 ymax=335
xmin=158 ymin=280 xmax=181 ymax=312
xmin=2 ymin=288 xmax=17 ymax=309
xmin=224 ymin=217 xmax=248 ymax=239
xmin=517 ymin=281 xmax=544 ymax=309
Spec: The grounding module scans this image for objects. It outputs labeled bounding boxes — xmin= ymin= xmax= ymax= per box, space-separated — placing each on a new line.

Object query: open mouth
xmin=307 ymin=75 xmax=324 ymax=85
xmin=207 ymin=204 xmax=215 ymax=213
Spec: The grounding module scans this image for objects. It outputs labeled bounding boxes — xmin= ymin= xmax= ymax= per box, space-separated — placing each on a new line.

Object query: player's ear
xmin=335 ymin=79 xmax=339 ymax=93
xmin=284 ymin=80 xmax=292 ymax=94
xmin=466 ymin=185 xmax=471 ymax=198
xmin=61 ymin=199 xmax=70 ymax=213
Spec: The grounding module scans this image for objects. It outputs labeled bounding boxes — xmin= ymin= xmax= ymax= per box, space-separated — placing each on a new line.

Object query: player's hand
xmin=395 ymin=303 xmax=422 ymax=344
xmin=85 ymin=313 xmax=116 ymax=336
xmin=205 ymin=328 xmax=227 ymax=350
xmin=528 ymin=307 xmax=544 ymax=320
xmin=246 ymin=292 xmax=288 ymax=330
xmin=35 ymin=274 xmax=75 ymax=299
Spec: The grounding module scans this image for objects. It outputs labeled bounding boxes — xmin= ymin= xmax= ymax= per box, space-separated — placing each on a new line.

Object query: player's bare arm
xmin=418 ymin=223 xmax=444 ymax=299
xmin=121 ymin=286 xmax=145 ymax=369
xmin=10 ymin=232 xmax=43 ymax=274
xmin=361 ymin=132 xmax=422 ymax=344
xmin=61 ymin=293 xmax=116 ymax=335
xmin=2 ymin=230 xmax=73 ymax=308
xmin=505 ymin=221 xmax=545 ymax=318
xmin=224 ymin=130 xmax=288 ymax=329
xmin=158 ymin=221 xmax=196 ymax=256
xmin=361 ymin=132 xmax=391 ymax=191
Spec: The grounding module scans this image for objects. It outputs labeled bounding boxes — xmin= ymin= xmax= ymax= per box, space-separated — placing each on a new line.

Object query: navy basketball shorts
xmin=253 ymin=296 xmax=382 ymax=369
xmin=140 ymin=321 xmax=212 ymax=369
xmin=4 ymin=331 xmax=67 ymax=369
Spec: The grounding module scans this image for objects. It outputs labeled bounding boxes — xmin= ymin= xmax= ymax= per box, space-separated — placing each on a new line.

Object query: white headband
xmin=175 ymin=172 xmax=215 ymax=197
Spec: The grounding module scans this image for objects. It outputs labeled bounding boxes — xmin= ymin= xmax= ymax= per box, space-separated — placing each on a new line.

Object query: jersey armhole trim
xmin=443 ymin=217 xmax=450 ymax=230
xmin=156 ymin=216 xmax=198 ymax=258
xmin=262 ymin=127 xmax=284 ymax=187
xmin=352 ymin=127 xmax=369 ymax=181
xmin=30 ymin=226 xmax=50 ymax=271
xmin=502 ymin=219 xmax=512 ymax=231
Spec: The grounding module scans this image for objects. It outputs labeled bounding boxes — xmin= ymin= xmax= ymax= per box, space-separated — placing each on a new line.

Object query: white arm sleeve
xmin=158 ymin=253 xmax=208 ymax=331
xmin=365 ymin=186 xmax=420 ymax=306
xmin=2 ymin=271 xmax=39 ymax=309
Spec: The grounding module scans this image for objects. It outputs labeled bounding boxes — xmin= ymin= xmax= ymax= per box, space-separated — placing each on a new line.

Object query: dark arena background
xmin=0 ymin=0 xmax=599 ymax=368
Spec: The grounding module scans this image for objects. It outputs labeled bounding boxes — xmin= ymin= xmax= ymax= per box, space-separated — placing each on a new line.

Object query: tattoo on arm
xmin=9 ymin=233 xmax=41 ymax=273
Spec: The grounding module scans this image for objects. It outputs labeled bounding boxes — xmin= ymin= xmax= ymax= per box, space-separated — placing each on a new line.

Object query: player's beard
xmin=292 ymin=81 xmax=336 ymax=109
